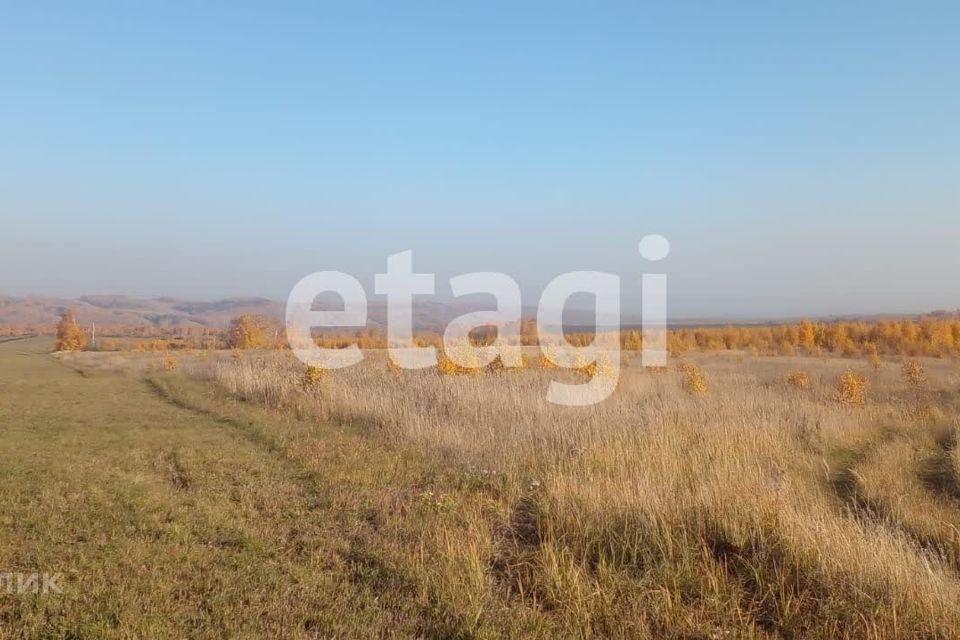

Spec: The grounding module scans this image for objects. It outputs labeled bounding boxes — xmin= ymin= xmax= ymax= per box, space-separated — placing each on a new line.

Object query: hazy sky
xmin=2 ymin=2 xmax=958 ymax=318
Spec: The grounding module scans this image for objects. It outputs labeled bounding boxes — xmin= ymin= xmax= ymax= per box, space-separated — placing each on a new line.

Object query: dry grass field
xmin=37 ymin=340 xmax=960 ymax=638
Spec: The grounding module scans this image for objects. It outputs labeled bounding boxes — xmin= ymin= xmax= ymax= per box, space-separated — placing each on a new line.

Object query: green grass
xmin=0 ymin=338 xmax=547 ymax=638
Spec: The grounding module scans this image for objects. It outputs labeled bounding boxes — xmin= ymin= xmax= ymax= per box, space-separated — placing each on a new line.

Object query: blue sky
xmin=2 ymin=2 xmax=958 ymax=317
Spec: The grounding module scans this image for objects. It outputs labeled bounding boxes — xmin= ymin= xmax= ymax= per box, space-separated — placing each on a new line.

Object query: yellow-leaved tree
xmin=227 ymin=315 xmax=271 ymax=349
xmin=55 ymin=309 xmax=87 ymax=351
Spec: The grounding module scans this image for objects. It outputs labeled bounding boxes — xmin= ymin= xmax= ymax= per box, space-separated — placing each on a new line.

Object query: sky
xmin=2 ymin=1 xmax=958 ymax=318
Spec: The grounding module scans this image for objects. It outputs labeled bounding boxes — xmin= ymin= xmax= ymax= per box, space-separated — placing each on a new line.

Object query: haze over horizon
xmin=0 ymin=291 xmax=956 ymax=327
xmin=3 ymin=3 xmax=958 ymax=318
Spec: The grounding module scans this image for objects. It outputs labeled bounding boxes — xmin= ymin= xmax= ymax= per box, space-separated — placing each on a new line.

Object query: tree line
xmin=45 ymin=309 xmax=960 ymax=358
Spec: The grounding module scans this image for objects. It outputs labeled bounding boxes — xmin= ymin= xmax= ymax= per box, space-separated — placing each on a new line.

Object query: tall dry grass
xmin=171 ymin=350 xmax=960 ymax=637
xmin=65 ymin=346 xmax=960 ymax=636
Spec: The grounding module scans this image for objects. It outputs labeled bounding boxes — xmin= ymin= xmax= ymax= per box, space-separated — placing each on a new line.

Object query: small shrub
xmin=302 ymin=366 xmax=326 ymax=387
xmin=595 ymin=354 xmax=617 ymax=378
xmin=537 ymin=345 xmax=563 ymax=370
xmin=682 ymin=365 xmax=708 ymax=396
xmin=573 ymin=353 xmax=596 ymax=378
xmin=902 ymin=361 xmax=927 ymax=388
xmin=836 ymin=370 xmax=868 ymax=408
xmin=786 ymin=371 xmax=810 ymax=390
xmin=437 ymin=344 xmax=483 ymax=376
xmin=486 ymin=354 xmax=529 ymax=373
xmin=571 ymin=353 xmax=616 ymax=379
xmin=537 ymin=354 xmax=559 ymax=370
xmin=163 ymin=356 xmax=178 ymax=371
xmin=865 ymin=344 xmax=883 ymax=371
xmin=437 ymin=356 xmax=461 ymax=376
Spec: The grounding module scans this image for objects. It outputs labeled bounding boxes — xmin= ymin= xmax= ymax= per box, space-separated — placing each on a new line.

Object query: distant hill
xmin=0 ymin=294 xmax=609 ymax=333
xmin=0 ymin=295 xmax=284 ymax=329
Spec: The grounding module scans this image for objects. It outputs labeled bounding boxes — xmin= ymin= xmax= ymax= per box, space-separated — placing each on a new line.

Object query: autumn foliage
xmin=55 ymin=309 xmax=87 ymax=352
xmin=836 ymin=370 xmax=868 ymax=408
xmin=32 ymin=311 xmax=960 ymax=361
xmin=901 ymin=361 xmax=927 ymax=388
xmin=241 ymin=315 xmax=960 ymax=362
xmin=655 ymin=318 xmax=960 ymax=358
xmin=679 ymin=362 xmax=708 ymax=396
xmin=227 ymin=315 xmax=275 ymax=349
xmin=302 ymin=366 xmax=327 ymax=387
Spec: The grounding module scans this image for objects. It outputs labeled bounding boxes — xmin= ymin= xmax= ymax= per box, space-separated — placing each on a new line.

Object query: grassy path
xmin=0 ymin=338 xmax=514 ymax=638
